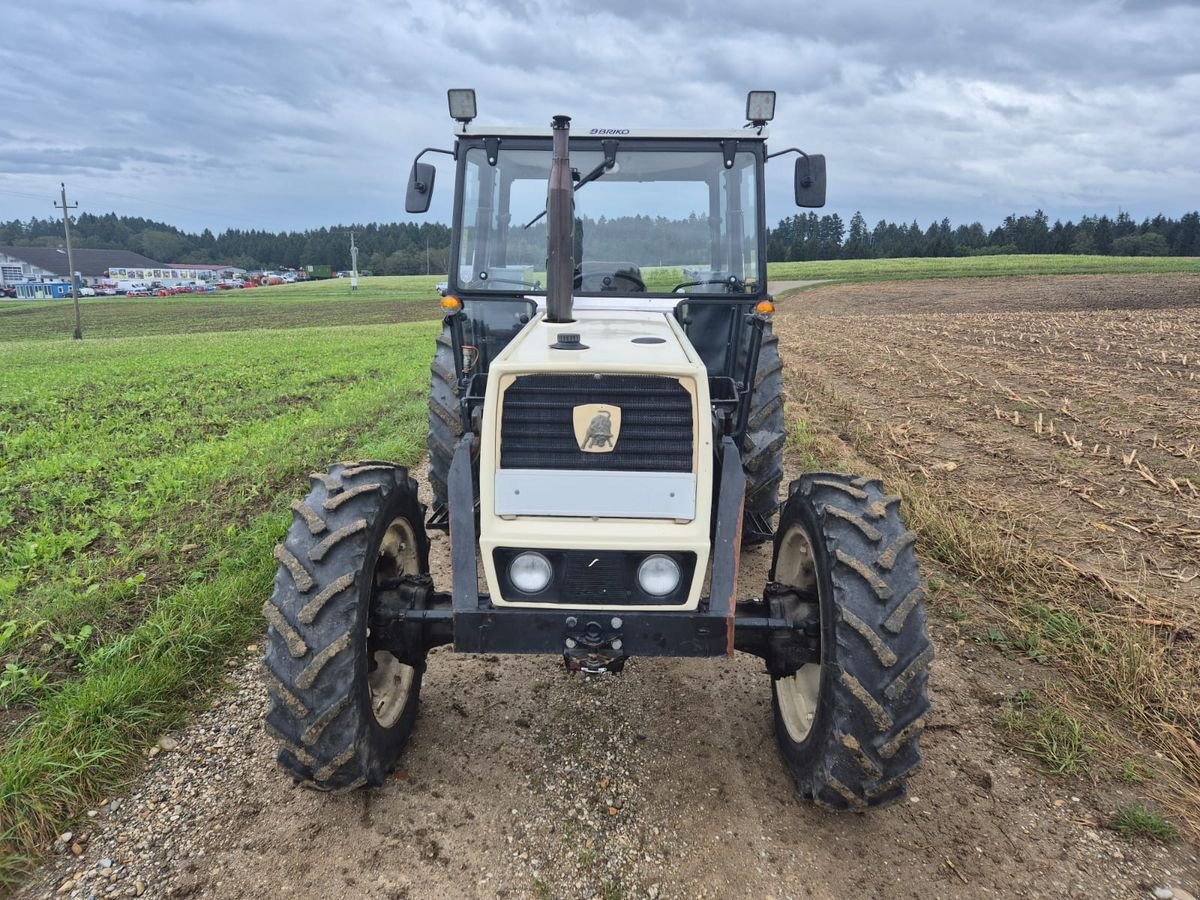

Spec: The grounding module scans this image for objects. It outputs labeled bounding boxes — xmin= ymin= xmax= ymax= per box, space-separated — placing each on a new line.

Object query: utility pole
xmin=425 ymin=234 xmax=430 ymax=275
xmin=54 ymin=182 xmax=82 ymax=340
xmin=349 ymin=232 xmax=359 ymax=292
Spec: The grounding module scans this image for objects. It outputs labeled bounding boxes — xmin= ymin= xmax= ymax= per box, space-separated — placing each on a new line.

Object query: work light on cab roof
xmin=263 ymin=90 xmax=932 ymax=820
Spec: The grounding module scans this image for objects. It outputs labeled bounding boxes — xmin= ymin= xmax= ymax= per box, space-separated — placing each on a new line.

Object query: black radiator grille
xmin=500 ymin=374 xmax=693 ymax=472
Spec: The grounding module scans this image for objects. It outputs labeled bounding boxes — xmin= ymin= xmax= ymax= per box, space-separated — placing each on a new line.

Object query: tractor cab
xmin=407 ymin=91 xmax=825 ymax=539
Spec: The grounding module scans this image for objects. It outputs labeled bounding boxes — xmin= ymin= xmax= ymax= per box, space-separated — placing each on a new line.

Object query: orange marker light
xmin=755 ymin=299 xmax=775 ymax=315
xmin=440 ymin=295 xmax=462 ymax=310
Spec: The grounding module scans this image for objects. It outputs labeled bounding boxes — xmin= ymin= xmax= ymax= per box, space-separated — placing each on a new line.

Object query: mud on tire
xmin=770 ymin=472 xmax=933 ymax=809
xmin=262 ymin=461 xmax=430 ymax=790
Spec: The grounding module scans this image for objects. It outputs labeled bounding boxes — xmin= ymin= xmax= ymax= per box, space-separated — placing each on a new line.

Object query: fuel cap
xmin=551 ymin=332 xmax=588 ymax=350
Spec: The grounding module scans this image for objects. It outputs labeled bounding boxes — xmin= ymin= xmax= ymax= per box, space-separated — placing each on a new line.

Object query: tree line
xmin=0 ymin=213 xmax=453 ymax=276
xmin=1 ymin=208 xmax=1196 ymax=275
xmin=769 ymin=209 xmax=1200 ymax=261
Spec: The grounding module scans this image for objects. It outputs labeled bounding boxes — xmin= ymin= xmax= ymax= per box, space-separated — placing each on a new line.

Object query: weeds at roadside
xmin=1000 ymin=700 xmax=1091 ymax=776
xmin=49 ymin=625 xmax=94 ymax=662
xmin=1010 ymin=688 xmax=1035 ymax=709
xmin=0 ymin=663 xmax=48 ymax=708
xmin=1118 ymin=762 xmax=1149 ymax=785
xmin=1106 ymin=806 xmax=1177 ymax=842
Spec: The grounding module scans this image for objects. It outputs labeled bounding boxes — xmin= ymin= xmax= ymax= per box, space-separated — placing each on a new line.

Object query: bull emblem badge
xmin=572 ymin=404 xmax=622 ymax=453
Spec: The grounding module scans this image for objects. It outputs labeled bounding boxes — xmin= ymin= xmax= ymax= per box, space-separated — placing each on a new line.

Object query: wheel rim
xmin=773 ymin=522 xmax=822 ymax=744
xmin=368 ymin=515 xmax=420 ymax=728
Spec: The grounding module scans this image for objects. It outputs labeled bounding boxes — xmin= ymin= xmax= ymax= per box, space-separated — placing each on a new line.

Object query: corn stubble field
xmin=1 ymin=259 xmax=1199 ymax=885
xmin=773 ymin=272 xmax=1200 ymax=836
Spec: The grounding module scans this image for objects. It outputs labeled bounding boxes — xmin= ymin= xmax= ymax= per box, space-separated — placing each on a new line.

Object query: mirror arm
xmin=766 ymin=147 xmax=813 ymax=186
xmin=409 ymin=148 xmax=454 ymax=198
xmin=414 ymin=147 xmax=455 ymax=165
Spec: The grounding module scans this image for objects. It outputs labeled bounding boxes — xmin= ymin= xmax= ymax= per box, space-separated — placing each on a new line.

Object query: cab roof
xmin=454 ymin=124 xmax=769 ymax=141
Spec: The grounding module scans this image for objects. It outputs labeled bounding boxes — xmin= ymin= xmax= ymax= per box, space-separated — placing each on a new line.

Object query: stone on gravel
xmin=157 ymin=736 xmax=180 ymax=752
xmin=1152 ymin=889 xmax=1174 ymax=900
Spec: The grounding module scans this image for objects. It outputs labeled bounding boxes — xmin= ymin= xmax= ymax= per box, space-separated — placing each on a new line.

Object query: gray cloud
xmin=0 ymin=0 xmax=1197 ymax=231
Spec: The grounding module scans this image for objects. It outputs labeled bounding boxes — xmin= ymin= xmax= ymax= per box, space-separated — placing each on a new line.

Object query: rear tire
xmin=263 ymin=461 xmax=430 ymax=790
xmin=742 ymin=324 xmax=785 ymax=539
xmin=428 ymin=325 xmax=461 ymax=514
xmin=769 ymin=472 xmax=932 ymax=809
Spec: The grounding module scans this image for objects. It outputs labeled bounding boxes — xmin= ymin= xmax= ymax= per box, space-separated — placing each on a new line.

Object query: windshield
xmin=454 ymin=144 xmax=761 ymax=295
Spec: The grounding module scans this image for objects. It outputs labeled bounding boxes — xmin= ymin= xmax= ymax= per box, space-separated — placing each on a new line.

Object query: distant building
xmin=0 ymin=247 xmax=246 ymax=288
xmin=164 ymin=263 xmax=248 ymax=281
xmin=14 ymin=281 xmax=74 ymax=300
xmin=0 ymin=246 xmax=167 ymax=287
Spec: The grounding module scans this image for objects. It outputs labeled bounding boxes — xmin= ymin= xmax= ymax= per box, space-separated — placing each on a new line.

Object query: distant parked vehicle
xmin=77 ymin=286 xmax=96 ymax=297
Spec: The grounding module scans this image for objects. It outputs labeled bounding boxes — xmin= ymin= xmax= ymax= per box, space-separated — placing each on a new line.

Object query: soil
xmin=16 ymin=277 xmax=1200 ymax=900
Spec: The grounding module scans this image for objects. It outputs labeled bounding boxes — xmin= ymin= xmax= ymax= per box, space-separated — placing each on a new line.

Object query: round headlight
xmin=509 ymin=552 xmax=552 ymax=594
xmin=637 ymin=554 xmax=681 ymax=597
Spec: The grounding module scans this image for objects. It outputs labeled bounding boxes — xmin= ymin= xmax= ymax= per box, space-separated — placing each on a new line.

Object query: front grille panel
xmin=500 ymin=374 xmax=693 ymax=472
xmin=494 ymin=549 xmax=696 ymax=606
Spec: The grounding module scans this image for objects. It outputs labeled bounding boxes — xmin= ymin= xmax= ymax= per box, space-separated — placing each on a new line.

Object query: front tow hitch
xmin=562 ymin=615 xmax=627 ymax=675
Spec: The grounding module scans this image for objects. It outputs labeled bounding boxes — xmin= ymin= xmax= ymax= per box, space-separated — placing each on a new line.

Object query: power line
xmin=0 ymin=186 xmax=54 ymax=202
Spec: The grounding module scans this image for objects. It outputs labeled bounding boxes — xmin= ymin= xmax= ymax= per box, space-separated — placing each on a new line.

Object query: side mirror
xmin=406 ymin=161 xmax=436 ymax=214
xmin=795 ymin=154 xmax=826 ymax=208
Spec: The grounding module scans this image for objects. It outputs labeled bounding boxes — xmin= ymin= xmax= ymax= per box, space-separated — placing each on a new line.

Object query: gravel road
xmin=17 ymin=507 xmax=1200 ymax=900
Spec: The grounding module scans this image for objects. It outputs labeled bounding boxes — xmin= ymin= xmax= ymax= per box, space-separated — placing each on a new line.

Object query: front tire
xmin=769 ymin=472 xmax=933 ymax=809
xmin=262 ymin=461 xmax=430 ymax=790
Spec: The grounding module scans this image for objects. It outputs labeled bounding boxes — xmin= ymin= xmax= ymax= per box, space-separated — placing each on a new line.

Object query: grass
xmin=766 ymin=254 xmax=1200 ymax=285
xmin=0 ymin=312 xmax=439 ymax=882
xmin=1106 ymin=806 xmax=1177 ymax=842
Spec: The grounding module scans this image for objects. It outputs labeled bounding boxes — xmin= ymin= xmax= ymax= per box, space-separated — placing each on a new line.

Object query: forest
xmin=1 ymin=208 xmax=1196 ymax=276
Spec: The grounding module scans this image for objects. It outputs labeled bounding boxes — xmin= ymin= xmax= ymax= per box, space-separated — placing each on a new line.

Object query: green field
xmin=768 ymin=254 xmax=1200 ymax=284
xmin=0 ymin=314 xmax=439 ymax=881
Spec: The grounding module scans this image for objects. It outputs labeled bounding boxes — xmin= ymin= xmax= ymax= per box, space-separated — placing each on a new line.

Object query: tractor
xmin=262 ymin=91 xmax=932 ymax=809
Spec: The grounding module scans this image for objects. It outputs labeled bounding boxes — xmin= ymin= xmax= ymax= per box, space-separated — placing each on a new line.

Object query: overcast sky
xmin=1 ymin=0 xmax=1197 ymax=235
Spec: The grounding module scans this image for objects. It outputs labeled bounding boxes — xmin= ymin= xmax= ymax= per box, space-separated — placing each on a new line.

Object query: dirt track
xmin=18 ymin=277 xmax=1200 ymax=900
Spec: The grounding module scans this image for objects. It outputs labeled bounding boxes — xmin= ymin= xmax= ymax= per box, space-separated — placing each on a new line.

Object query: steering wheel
xmin=672 ymin=276 xmax=745 ymax=293
xmin=575 ymin=270 xmax=646 ymax=292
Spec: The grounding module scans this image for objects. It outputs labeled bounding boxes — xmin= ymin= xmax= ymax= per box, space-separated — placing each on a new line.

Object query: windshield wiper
xmin=522 ymin=139 xmax=618 ymax=229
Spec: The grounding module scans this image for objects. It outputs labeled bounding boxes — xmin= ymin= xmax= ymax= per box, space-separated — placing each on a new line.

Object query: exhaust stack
xmin=545 ymin=115 xmax=574 ymax=324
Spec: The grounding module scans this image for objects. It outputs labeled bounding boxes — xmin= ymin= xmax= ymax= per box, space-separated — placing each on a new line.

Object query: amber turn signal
xmin=755 ymin=299 xmax=775 ymax=315
xmin=440 ymin=295 xmax=462 ymax=310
